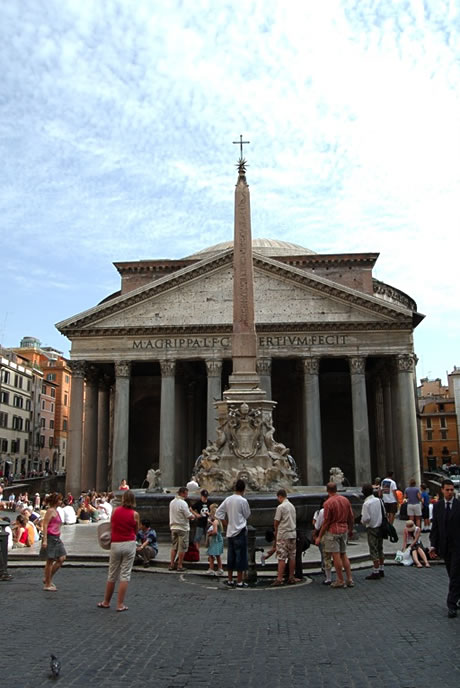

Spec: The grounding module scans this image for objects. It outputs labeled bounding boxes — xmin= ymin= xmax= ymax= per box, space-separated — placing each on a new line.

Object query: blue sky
xmin=1 ymin=0 xmax=459 ymax=382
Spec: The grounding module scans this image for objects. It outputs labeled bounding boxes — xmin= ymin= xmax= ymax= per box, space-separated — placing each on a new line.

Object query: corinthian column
xmin=396 ymin=354 xmax=421 ymax=485
xmin=302 ymin=357 xmax=323 ymax=485
xmin=96 ymin=375 xmax=111 ymax=492
xmin=81 ymin=366 xmax=98 ymax=491
xmin=66 ymin=361 xmax=85 ymax=497
xmin=159 ymin=360 xmax=176 ymax=486
xmin=349 ymin=356 xmax=371 ymax=485
xmin=112 ymin=361 xmax=131 ymax=491
xmin=257 ymin=357 xmax=272 ymax=399
xmin=205 ymin=360 xmax=222 ymax=443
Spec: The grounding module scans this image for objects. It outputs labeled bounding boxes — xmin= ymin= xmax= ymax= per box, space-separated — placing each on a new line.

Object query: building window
xmin=11 ymin=439 xmax=20 ymax=453
xmin=24 ymin=439 xmax=28 ymax=453
xmin=25 ymin=419 xmax=30 ymax=432
xmin=0 ymin=412 xmax=8 ymax=428
xmin=12 ymin=416 xmax=24 ymax=431
xmin=427 ymin=430 xmax=433 ymax=441
xmin=63 ymin=419 xmax=68 ymax=431
xmin=439 ymin=403 xmax=445 ymax=411
xmin=440 ymin=417 xmax=447 ymax=428
xmin=14 ymin=374 xmax=23 ymax=389
xmin=426 ymin=417 xmax=432 ymax=429
xmin=42 ymin=384 xmax=47 ymax=394
xmin=441 ymin=429 xmax=448 ymax=440
xmin=51 ymin=403 xmax=54 ymax=412
xmin=65 ymin=375 xmax=69 ymax=383
xmin=13 ymin=395 xmax=24 ymax=408
xmin=64 ymin=394 xmax=68 ymax=406
xmin=40 ymin=418 xmax=46 ymax=428
xmin=51 ymin=388 xmax=56 ymax=398
xmin=0 ymin=438 xmax=7 ymax=452
xmin=49 ymin=419 xmax=54 ymax=429
xmin=42 ymin=400 xmax=45 ymax=410
xmin=27 ymin=380 xmax=31 ymax=391
xmin=46 ymin=373 xmax=56 ymax=381
xmin=0 ymin=391 xmax=9 ymax=404
xmin=2 ymin=370 xmax=10 ymax=384
xmin=49 ymin=437 xmax=53 ymax=448
xmin=39 ymin=435 xmax=45 ymax=447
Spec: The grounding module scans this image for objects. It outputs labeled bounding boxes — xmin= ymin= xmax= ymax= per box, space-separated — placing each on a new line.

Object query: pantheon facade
xmin=57 ymin=239 xmax=423 ymax=494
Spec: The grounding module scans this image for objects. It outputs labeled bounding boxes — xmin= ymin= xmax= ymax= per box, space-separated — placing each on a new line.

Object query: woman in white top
xmin=402 ymin=520 xmax=430 ymax=568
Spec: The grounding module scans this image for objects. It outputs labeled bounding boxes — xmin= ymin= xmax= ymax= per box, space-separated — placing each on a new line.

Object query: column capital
xmin=256 ymin=357 xmax=272 ymax=376
xmin=349 ymin=356 xmax=366 ymax=375
xmin=205 ymin=359 xmax=222 ymax=377
xmin=396 ymin=353 xmax=416 ymax=373
xmin=69 ymin=360 xmax=86 ymax=378
xmin=160 ymin=359 xmax=176 ymax=377
xmin=114 ymin=361 xmax=131 ymax=378
xmin=302 ymin=357 xmax=320 ymax=375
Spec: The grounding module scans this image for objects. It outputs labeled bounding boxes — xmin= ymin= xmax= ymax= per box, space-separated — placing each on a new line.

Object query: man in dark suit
xmin=429 ymin=479 xmax=460 ymax=618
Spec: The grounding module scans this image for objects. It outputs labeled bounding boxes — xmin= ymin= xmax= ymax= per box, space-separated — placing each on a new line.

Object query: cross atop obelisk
xmin=224 ymin=136 xmax=265 ymax=400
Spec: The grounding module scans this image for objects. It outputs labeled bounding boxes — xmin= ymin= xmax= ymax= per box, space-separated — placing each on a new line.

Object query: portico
xmin=57 ymin=240 xmax=423 ymax=495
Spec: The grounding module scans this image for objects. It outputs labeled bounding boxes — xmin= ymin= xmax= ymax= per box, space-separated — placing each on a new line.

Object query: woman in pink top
xmin=98 ymin=490 xmax=140 ymax=612
xmin=41 ymin=493 xmax=67 ymax=591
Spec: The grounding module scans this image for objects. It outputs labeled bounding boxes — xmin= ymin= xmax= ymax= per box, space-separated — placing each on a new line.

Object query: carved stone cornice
xmin=69 ymin=360 xmax=86 ymax=378
xmin=302 ymin=357 xmax=320 ymax=375
xmin=349 ymin=356 xmax=366 ymax=375
xmin=62 ymin=318 xmax=414 ymax=339
xmin=396 ymin=353 xmax=416 ymax=373
xmin=114 ymin=361 xmax=131 ymax=378
xmin=373 ymin=279 xmax=417 ymax=311
xmin=256 ymin=357 xmax=272 ymax=375
xmin=160 ymin=360 xmax=176 ymax=377
xmin=205 ymin=360 xmax=222 ymax=377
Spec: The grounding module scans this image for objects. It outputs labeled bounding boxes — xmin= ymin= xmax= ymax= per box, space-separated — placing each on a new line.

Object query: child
xmin=206 ymin=504 xmax=224 ymax=576
xmin=260 ymin=528 xmax=277 ymax=565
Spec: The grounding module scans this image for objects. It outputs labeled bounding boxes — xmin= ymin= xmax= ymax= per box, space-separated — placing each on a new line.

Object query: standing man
xmin=191 ymin=489 xmax=210 ymax=552
xmin=315 ymin=482 xmax=355 ymax=588
xmin=429 ymin=479 xmax=460 ymax=618
xmin=216 ymin=479 xmax=251 ymax=588
xmin=361 ymin=483 xmax=385 ymax=580
xmin=271 ymin=489 xmax=299 ymax=586
xmin=379 ymin=471 xmax=398 ymax=525
xmin=169 ymin=487 xmax=195 ymax=572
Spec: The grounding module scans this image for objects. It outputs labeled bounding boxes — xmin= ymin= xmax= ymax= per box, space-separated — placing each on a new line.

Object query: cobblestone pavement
xmin=3 ymin=564 xmax=460 ymax=688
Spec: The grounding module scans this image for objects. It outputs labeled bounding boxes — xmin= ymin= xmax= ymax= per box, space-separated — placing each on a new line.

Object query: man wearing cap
xmin=191 ymin=489 xmax=211 ymax=552
xmin=430 ymin=479 xmax=460 ymax=618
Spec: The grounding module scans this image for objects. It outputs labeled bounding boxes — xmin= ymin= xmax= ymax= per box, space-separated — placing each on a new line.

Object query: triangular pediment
xmin=56 ymin=249 xmax=413 ymax=336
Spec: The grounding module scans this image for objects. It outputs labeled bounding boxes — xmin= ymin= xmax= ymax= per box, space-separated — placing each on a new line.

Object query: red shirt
xmin=111 ymin=506 xmax=137 ymax=543
xmin=323 ymin=494 xmax=354 ymax=534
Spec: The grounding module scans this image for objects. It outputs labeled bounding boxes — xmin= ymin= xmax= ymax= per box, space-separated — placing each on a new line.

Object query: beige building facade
xmin=57 ymin=239 xmax=424 ymax=495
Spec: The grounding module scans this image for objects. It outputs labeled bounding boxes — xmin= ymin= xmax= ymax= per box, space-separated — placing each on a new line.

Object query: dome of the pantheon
xmin=186 ymin=238 xmax=316 ymax=260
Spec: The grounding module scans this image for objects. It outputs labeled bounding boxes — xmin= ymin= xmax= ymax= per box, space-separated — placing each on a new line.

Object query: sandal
xmin=287 ymin=577 xmax=301 ymax=585
xmin=43 ymin=585 xmax=57 ymax=591
xmin=97 ymin=602 xmax=110 ymax=608
xmin=176 ymin=567 xmax=185 ymax=572
xmin=270 ymin=580 xmax=284 ymax=587
xmin=168 ymin=566 xmax=176 ymax=571
xmin=116 ymin=606 xmax=128 ymax=612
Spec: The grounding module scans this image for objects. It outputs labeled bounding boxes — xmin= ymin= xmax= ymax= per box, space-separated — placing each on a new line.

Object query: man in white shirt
xmin=272 ymin=489 xmax=298 ymax=586
xmin=169 ymin=487 xmax=195 ymax=572
xmin=216 ymin=479 xmax=251 ymax=588
xmin=379 ymin=471 xmax=398 ymax=524
xmin=361 ymin=483 xmax=385 ymax=580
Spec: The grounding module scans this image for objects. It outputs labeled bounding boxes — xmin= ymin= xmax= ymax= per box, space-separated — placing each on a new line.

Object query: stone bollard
xmin=247 ymin=525 xmax=264 ymax=585
xmin=0 ymin=519 xmax=12 ymax=581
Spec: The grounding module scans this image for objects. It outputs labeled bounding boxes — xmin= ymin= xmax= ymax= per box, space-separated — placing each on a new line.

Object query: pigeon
xmin=50 ymin=654 xmax=61 ymax=679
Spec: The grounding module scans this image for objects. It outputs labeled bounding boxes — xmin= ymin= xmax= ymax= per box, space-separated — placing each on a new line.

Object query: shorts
xmin=107 ymin=541 xmax=136 ymax=582
xmin=171 ymin=529 xmax=189 ymax=553
xmin=367 ymin=527 xmax=383 ymax=561
xmin=422 ymin=504 xmax=430 ymax=519
xmin=193 ymin=526 xmax=206 ymax=543
xmin=384 ymin=502 xmax=398 ymax=514
xmin=323 ymin=531 xmax=347 ymax=554
xmin=276 ymin=538 xmax=296 ymax=561
xmin=407 ymin=503 xmax=422 ymax=517
xmin=227 ymin=529 xmax=248 ymax=571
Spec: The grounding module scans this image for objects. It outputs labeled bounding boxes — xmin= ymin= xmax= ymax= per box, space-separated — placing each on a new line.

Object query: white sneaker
xmin=205 ymin=569 xmax=216 ymax=576
xmin=216 ymin=569 xmax=225 ymax=576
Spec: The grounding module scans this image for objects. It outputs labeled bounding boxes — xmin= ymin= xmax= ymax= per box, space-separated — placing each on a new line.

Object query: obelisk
xmin=224 ymin=143 xmax=265 ymax=402
xmin=192 ymin=139 xmax=298 ymax=492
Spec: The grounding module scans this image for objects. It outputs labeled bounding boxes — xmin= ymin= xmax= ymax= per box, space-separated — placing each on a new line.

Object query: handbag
xmin=97 ymin=521 xmax=112 ymax=550
xmin=378 ymin=499 xmax=399 ymax=543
